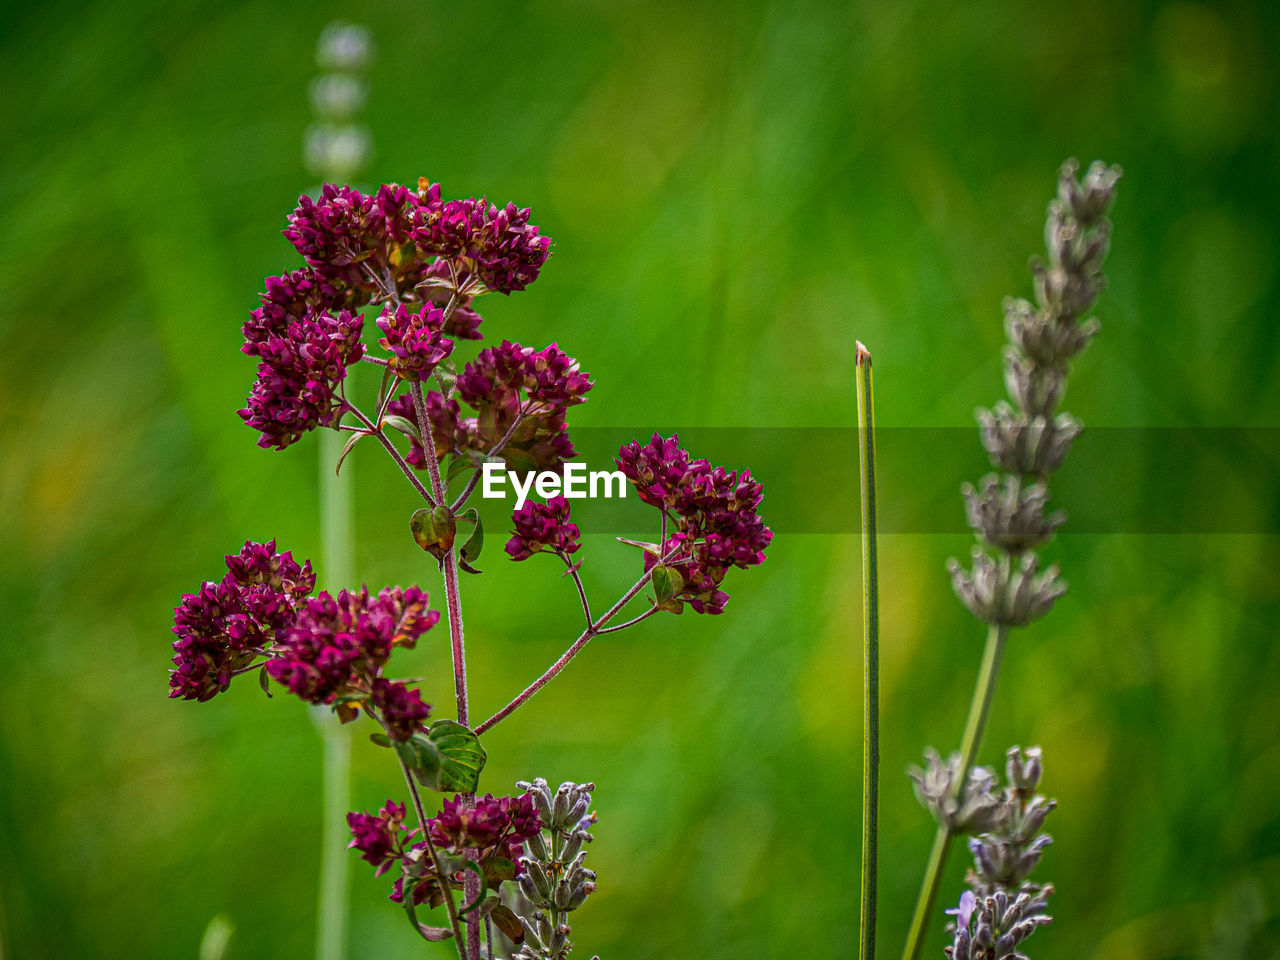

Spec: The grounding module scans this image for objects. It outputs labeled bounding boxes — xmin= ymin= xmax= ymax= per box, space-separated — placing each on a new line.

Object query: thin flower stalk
xmin=856 ymin=342 xmax=880 ymax=960
xmin=901 ymin=159 xmax=1121 ymax=959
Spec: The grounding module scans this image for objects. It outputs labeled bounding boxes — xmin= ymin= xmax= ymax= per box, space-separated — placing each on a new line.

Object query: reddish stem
xmin=474 ymin=556 xmax=667 ymax=735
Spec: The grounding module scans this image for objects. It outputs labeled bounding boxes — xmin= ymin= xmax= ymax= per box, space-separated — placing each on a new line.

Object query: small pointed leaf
xmin=616 ymin=537 xmax=662 ymax=555
xmin=335 ymin=430 xmax=370 ymax=476
xmin=480 ymin=856 xmax=515 ymax=886
xmin=381 ymin=415 xmax=422 ymax=445
xmin=446 ymin=454 xmax=473 ymax=485
xmin=410 ymin=506 xmax=456 ymax=562
xmin=458 ymin=508 xmax=483 ymax=574
xmin=394 ymin=733 xmax=443 ymax=788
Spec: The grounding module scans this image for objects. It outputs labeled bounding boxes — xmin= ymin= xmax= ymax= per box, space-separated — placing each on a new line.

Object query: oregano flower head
xmin=170 ymin=540 xmax=316 ymax=702
xmin=175 ymin=168 xmax=774 ymax=957
xmin=457 ymin=340 xmax=592 ymax=471
xmin=266 ymin=585 xmax=438 ymax=723
xmin=347 ymin=800 xmax=410 ymax=877
xmin=506 ymin=496 xmax=581 ymax=561
xmin=617 ymin=433 xmax=772 ymax=614
xmin=376 ymin=303 xmax=454 ymax=381
xmin=238 ymin=309 xmax=365 ymax=450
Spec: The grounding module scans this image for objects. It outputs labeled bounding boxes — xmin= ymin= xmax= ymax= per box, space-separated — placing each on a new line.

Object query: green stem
xmin=900 ymin=623 xmax=1008 ymax=960
xmin=316 ymin=428 xmax=354 ymax=960
xmin=856 ymin=343 xmax=879 ymax=960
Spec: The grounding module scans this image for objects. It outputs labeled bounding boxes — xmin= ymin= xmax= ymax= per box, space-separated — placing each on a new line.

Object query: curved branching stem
xmin=474 ymin=545 xmax=679 ymax=735
xmin=596 ymin=605 xmax=657 ymax=635
xmin=561 ymin=551 xmax=593 ymax=625
xmin=448 ymin=409 xmax=528 ymax=513
xmin=395 ymin=756 xmax=467 ymax=960
xmin=344 ymin=404 xmax=436 ymax=507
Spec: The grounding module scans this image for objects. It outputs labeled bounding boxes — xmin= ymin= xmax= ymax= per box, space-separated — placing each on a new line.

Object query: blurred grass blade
xmin=199 ymin=914 xmax=235 ymax=960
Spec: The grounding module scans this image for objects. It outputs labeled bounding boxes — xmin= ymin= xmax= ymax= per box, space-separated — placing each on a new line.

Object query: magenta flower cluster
xmin=267 ymin=585 xmax=439 ymax=739
xmin=239 ymin=306 xmax=365 ymax=451
xmin=376 ymin=303 xmax=454 ymax=381
xmin=170 ymin=540 xmax=315 ymax=702
xmin=505 ymin=496 xmax=582 ymax=560
xmin=237 ymin=178 xmax=553 ymax=451
xmin=172 ymin=541 xmax=440 ymax=741
xmin=455 ymin=340 xmax=592 ymax=470
xmin=347 ymin=800 xmax=410 ymax=877
xmin=349 ymin=792 xmax=542 ymax=907
xmin=379 ymin=339 xmax=591 ymax=474
xmin=176 ymin=171 xmax=776 ymax=952
xmin=617 ymin=434 xmax=773 ymax=614
xmin=392 ymin=793 xmax=542 ymax=906
xmin=411 ymin=186 xmax=552 ymax=294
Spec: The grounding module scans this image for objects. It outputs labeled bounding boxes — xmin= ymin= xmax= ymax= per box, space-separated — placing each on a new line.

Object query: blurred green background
xmin=3 ymin=0 xmax=1279 ymax=958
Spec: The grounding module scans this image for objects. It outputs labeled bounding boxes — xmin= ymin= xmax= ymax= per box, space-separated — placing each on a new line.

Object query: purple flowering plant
xmin=169 ymin=177 xmax=772 ymax=958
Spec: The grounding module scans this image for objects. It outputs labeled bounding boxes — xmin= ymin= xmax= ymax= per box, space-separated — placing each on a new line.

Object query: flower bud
xmin=1006 ymin=746 xmax=1043 ymax=793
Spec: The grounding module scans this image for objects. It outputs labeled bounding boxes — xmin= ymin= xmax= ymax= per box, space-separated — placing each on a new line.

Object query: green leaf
xmin=258 ymin=664 xmax=272 ymax=698
xmin=335 ymin=430 xmax=369 ymax=476
xmin=381 ymin=415 xmax=422 ymax=445
xmin=389 ymin=239 xmax=419 ymax=272
xmin=427 ymin=719 xmax=487 ymax=793
xmin=616 ymin=537 xmax=662 ymax=555
xmin=393 ymin=734 xmax=443 ymax=788
xmin=368 ymin=733 xmax=392 ymax=748
xmin=655 ymin=568 xmax=686 ymax=604
xmin=446 ymin=453 xmax=473 ymax=485
xmin=434 ymin=358 xmax=457 ymax=398
xmin=458 ymin=508 xmax=483 ymax=574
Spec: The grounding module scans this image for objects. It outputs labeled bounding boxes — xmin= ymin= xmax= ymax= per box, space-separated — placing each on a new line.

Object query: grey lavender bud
xmin=968 ymin=832 xmax=1053 ymax=894
xmin=977 ymin=402 xmax=1081 ymax=478
xmin=519 ymin=779 xmax=597 ymax=833
xmin=1002 ymin=348 xmax=1065 ymax=419
xmin=522 ymin=860 xmax=553 ymax=906
xmin=1057 ymin=158 xmax=1122 ymax=225
xmin=1005 ymin=746 xmax=1043 ymax=794
xmin=514 ymin=778 xmax=600 ymax=958
xmin=909 ymin=750 xmax=1002 ymax=834
xmin=965 ymin=746 xmax=1057 ymax=897
xmin=946 ymin=887 xmax=1054 ymax=960
xmin=948 ymin=550 xmax=1067 ymax=628
xmin=316 ymin=21 xmax=375 ymax=71
xmin=962 ymin=476 xmax=1065 ymax=554
xmin=1003 ymin=297 xmax=1099 ymax=367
